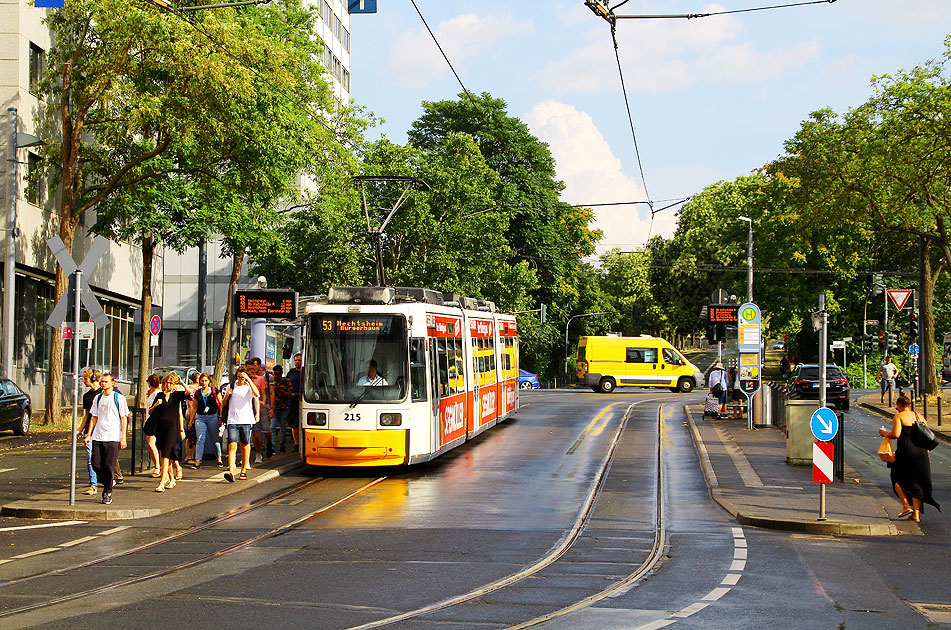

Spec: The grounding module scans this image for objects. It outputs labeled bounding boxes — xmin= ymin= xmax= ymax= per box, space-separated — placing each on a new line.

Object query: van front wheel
xmin=598 ymin=377 xmax=616 ymax=394
xmin=676 ymin=377 xmax=695 ymax=393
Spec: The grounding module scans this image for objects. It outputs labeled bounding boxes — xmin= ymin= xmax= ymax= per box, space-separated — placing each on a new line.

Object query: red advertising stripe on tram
xmin=478 ymin=385 xmax=498 ymax=427
xmin=503 ymin=379 xmax=517 ymax=414
xmin=440 ymin=393 xmax=467 ymax=445
xmin=469 ymin=318 xmax=494 ymax=337
xmin=427 ymin=313 xmax=462 ymax=338
xmin=499 ymin=320 xmax=517 ymax=336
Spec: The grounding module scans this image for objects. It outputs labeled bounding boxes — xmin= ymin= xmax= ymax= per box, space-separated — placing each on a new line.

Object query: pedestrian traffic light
xmin=862 ymin=334 xmax=874 ymax=355
xmin=909 ymin=311 xmax=918 ymax=338
xmin=886 ymin=331 xmax=898 ymax=349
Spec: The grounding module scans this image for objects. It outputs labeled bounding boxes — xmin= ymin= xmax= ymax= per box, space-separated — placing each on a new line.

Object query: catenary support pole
xmin=69 ymin=270 xmax=81 ymax=506
xmin=4 ymin=108 xmax=16 ymax=380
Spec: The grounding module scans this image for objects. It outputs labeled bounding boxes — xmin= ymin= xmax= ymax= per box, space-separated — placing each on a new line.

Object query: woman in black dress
xmin=879 ymin=394 xmax=941 ymax=522
xmin=153 ymin=373 xmax=187 ymax=492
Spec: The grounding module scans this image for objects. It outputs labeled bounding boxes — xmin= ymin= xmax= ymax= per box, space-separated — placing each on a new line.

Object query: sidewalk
xmin=857 ymin=393 xmax=951 ymax=444
xmin=0 ymin=451 xmax=303 ymax=521
xmin=684 ymin=404 xmax=916 ymax=536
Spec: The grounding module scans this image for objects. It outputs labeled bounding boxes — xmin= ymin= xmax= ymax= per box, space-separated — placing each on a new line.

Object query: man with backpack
xmin=83 ymin=373 xmax=130 ymax=505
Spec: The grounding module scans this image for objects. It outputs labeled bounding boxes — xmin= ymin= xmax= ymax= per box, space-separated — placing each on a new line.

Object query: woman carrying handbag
xmin=879 ymin=394 xmax=941 ymax=522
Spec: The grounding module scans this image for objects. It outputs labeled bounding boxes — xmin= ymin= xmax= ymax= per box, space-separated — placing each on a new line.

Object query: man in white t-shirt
xmin=221 ymin=367 xmax=259 ymax=483
xmin=84 ymin=373 xmax=130 ymax=505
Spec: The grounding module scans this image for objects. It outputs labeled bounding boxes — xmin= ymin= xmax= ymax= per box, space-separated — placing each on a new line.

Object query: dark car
xmin=0 ymin=379 xmax=32 ymax=435
xmin=788 ymin=364 xmax=850 ymax=410
xmin=518 ymin=369 xmax=541 ymax=390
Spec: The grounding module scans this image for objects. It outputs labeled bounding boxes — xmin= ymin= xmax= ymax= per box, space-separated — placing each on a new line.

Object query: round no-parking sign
xmin=150 ymin=314 xmax=162 ymax=336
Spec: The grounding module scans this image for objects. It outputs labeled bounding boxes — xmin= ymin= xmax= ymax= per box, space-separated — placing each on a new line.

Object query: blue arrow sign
xmin=908 ymin=343 xmax=920 ymax=356
xmin=810 ymin=407 xmax=839 ymax=442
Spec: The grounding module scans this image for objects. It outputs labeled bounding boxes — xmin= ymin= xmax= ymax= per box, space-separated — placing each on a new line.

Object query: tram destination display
xmin=234 ymin=290 xmax=298 ymax=319
xmin=708 ymin=304 xmax=739 ymax=323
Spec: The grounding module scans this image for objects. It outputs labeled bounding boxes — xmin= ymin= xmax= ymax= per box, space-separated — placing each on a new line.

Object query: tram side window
xmin=438 ymin=338 xmax=450 ymax=397
xmin=410 ymin=338 xmax=426 ymax=402
xmin=453 ymin=338 xmax=465 ymax=394
xmin=488 ymin=337 xmax=496 ymax=383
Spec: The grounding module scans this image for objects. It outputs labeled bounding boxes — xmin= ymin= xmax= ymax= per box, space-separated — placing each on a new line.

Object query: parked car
xmin=518 ymin=369 xmax=541 ymax=390
xmin=0 ymin=379 xmax=32 ymax=435
xmin=787 ymin=364 xmax=850 ymax=410
xmin=771 ymin=341 xmax=785 ymax=350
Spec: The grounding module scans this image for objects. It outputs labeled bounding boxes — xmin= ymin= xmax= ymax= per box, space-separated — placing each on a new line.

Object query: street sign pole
xmin=68 ymin=270 xmax=81 ymax=506
xmin=818 ymin=293 xmax=828 ymax=520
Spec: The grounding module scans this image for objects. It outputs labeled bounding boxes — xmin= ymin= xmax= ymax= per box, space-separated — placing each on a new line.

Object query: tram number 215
xmin=344 ymin=412 xmax=361 ymax=422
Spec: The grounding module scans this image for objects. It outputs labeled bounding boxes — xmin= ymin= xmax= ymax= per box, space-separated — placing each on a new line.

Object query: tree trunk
xmin=44 ymin=60 xmax=81 ymax=424
xmin=922 ymin=237 xmax=937 ymax=396
xmin=135 ymin=236 xmax=155 ymax=408
xmin=213 ymin=250 xmax=244 ymax=387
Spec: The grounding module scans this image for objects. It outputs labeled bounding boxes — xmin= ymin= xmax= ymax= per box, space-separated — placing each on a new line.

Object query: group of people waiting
xmin=707 ymin=361 xmax=745 ymax=419
xmin=77 ymin=353 xmax=303 ymax=505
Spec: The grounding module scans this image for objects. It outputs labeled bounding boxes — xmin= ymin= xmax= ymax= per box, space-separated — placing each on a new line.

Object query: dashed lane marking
xmin=0 ymin=524 xmax=129 ymax=565
xmin=632 ymin=527 xmax=748 ymax=630
xmin=0 ymin=469 xmax=14 ymax=474
xmin=0 ymin=520 xmax=85 ymax=532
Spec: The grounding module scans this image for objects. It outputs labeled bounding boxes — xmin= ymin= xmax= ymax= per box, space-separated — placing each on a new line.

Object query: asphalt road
xmin=0 ymin=385 xmax=946 ymax=629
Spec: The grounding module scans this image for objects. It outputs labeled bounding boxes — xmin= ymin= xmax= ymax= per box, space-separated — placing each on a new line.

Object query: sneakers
xmin=101 ymin=492 xmax=112 ymax=505
xmin=114 ymin=477 xmax=124 ymax=485
xmin=85 ymin=486 xmax=97 ymax=495
xmin=254 ymin=454 xmax=263 ymax=464
xmin=265 ymin=445 xmax=274 ymax=458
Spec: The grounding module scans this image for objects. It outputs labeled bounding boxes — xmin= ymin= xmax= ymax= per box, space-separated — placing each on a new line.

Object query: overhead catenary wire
xmin=609 ymin=0 xmax=837 ymax=20
xmin=408 ymin=0 xmax=484 ymax=117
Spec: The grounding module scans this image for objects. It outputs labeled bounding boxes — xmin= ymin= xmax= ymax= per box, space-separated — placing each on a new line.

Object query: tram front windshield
xmin=304 ymin=314 xmax=408 ymax=404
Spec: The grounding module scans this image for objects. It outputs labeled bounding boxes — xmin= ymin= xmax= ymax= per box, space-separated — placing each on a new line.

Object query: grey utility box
xmin=753 ymin=388 xmax=770 ymax=427
xmin=785 ymin=399 xmax=819 ymax=465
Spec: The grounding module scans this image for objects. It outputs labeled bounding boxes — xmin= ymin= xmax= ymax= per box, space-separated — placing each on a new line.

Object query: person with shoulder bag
xmin=878 ymin=394 xmax=941 ymax=523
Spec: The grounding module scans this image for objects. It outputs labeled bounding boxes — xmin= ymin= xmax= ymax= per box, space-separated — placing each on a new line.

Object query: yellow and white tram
xmin=299 ymin=286 xmax=519 ymax=466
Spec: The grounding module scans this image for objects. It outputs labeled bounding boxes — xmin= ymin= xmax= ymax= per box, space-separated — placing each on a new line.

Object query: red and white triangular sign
xmin=887 ymin=289 xmax=913 ymax=310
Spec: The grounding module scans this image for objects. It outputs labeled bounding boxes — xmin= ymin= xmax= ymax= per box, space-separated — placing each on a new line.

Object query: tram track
xmin=0 ymin=475 xmax=387 ymax=619
xmin=340 ymin=397 xmax=669 ymax=630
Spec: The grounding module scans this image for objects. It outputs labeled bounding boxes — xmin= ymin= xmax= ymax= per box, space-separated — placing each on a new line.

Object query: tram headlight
xmin=379 ymin=413 xmax=402 ymax=426
xmin=307 ymin=411 xmax=327 ymax=426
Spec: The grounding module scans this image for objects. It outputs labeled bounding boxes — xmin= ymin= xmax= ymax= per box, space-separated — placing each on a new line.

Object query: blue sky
xmin=348 ymin=1 xmax=951 ymax=255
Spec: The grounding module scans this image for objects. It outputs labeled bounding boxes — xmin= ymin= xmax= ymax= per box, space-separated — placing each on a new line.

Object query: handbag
xmin=877 ymin=436 xmax=895 ymax=462
xmin=911 ymin=413 xmax=939 ymax=451
xmin=711 ymin=383 xmax=723 ymax=396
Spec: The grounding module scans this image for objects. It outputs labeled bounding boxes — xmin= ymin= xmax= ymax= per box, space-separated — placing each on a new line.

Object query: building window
xmin=323 ymin=0 xmax=331 ymax=24
xmin=29 ymin=43 xmax=44 ymax=95
xmin=342 ymin=26 xmax=350 ymax=52
xmin=333 ymin=13 xmax=342 ymax=41
xmin=26 ymin=153 xmax=44 ymax=206
xmin=322 ymin=46 xmax=332 ymax=72
xmin=342 ymin=68 xmax=350 ymax=92
xmin=333 ymin=55 xmax=342 ymax=81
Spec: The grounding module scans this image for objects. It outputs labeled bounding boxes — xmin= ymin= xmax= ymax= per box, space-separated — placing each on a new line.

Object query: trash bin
xmin=785 ymin=399 xmax=819 ymax=465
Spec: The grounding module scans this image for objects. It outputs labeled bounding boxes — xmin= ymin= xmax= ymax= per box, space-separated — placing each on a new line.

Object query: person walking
xmin=83 ymin=373 xmax=129 ymax=505
xmin=879 ymin=394 xmax=941 ymax=522
xmin=77 ymin=368 xmax=102 ymax=496
xmin=271 ymin=365 xmax=292 ymax=454
xmin=151 ymin=373 xmax=188 ymax=492
xmin=286 ymin=352 xmax=302 ymax=447
xmin=221 ymin=367 xmax=259 ymax=482
xmin=144 ymin=373 xmax=162 ymax=478
xmin=708 ymin=361 xmax=729 ymax=418
xmin=246 ymin=357 xmax=274 ymax=462
xmin=192 ymin=373 xmax=223 ymax=468
xmin=880 ymin=356 xmax=900 ymax=405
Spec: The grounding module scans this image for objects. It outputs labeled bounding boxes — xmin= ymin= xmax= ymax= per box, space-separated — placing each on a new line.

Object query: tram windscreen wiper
xmin=348 ymin=386 xmax=370 ymax=409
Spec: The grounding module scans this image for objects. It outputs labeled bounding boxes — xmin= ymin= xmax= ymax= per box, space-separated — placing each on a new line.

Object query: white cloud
xmin=541 ymin=4 xmax=819 ymax=93
xmin=385 ymin=12 xmax=534 ymax=88
xmin=524 ymin=100 xmax=677 ymax=253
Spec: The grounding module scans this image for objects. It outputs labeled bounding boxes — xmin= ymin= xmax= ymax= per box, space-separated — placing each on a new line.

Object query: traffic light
xmin=909 ymin=311 xmax=919 ymax=338
xmin=540 ymin=303 xmax=547 ymax=324
xmin=886 ymin=331 xmax=898 ymax=349
xmin=707 ymin=324 xmax=726 ymax=342
xmin=862 ymin=333 xmax=874 ymax=355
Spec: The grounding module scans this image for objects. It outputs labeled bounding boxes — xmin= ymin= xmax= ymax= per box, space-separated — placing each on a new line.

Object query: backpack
xmin=94 ymin=391 xmax=122 ymax=414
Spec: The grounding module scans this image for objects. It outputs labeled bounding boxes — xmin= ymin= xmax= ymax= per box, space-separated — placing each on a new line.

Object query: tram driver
xmin=356 ymin=360 xmax=389 ymax=387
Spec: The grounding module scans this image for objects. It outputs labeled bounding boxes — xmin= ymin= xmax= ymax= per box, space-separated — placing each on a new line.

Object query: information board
xmin=234 ymin=290 xmax=298 ymax=319
xmin=708 ymin=304 xmax=739 ymax=323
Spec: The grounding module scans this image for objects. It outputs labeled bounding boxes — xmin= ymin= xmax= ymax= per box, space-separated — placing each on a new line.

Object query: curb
xmin=0 ymin=458 xmax=305 ymax=521
xmin=684 ymin=406 xmax=898 ymax=537
xmin=858 ymin=402 xmax=951 ymax=445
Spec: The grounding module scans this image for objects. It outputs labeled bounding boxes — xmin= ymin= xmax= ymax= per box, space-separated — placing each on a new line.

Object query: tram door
xmin=428 ymin=339 xmax=440 ymax=454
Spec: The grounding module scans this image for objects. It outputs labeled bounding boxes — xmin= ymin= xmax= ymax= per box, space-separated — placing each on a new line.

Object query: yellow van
xmin=576 ymin=335 xmax=704 ymax=393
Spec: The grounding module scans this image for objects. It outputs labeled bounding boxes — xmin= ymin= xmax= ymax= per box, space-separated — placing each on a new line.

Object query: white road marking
xmin=702 ymin=587 xmax=731 ymax=601
xmin=731 ymin=527 xmax=744 ymax=537
xmin=672 ymin=602 xmax=710 ymax=618
xmin=97 ymin=526 xmax=130 ymax=536
xmin=0 ymin=468 xmax=15 ymax=474
xmin=58 ymin=536 xmax=99 ymax=547
xmin=0 ymin=520 xmax=86 ymax=532
xmin=11 ymin=547 xmax=58 ymax=559
xmin=721 ymin=573 xmax=742 ymax=586
xmin=734 ymin=547 xmax=748 ymax=560
xmin=730 ymin=559 xmax=746 ymax=571
xmin=635 ymin=620 xmax=678 ymax=630
xmin=734 ymin=538 xmax=747 ymax=548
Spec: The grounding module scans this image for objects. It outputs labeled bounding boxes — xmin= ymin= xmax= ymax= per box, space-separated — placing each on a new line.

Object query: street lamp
xmin=738 ymin=216 xmax=753 ymax=303
xmin=564 ymin=312 xmax=613 ymax=381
